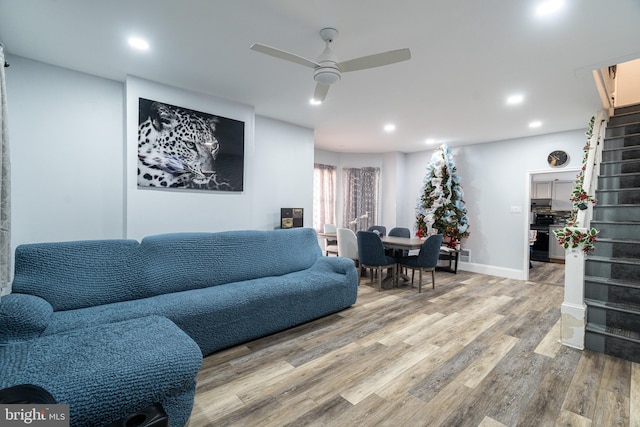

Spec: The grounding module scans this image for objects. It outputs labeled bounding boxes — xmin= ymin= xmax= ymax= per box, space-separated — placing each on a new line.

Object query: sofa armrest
xmin=311 ymin=256 xmax=358 ymax=277
xmin=0 ymin=293 xmax=53 ymax=343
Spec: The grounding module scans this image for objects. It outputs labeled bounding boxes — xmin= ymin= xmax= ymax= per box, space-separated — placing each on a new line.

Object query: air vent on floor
xmin=459 ymin=249 xmax=470 ymax=263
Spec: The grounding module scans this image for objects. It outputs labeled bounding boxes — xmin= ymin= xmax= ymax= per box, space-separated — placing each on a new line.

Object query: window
xmin=342 ymin=167 xmax=380 ymax=231
xmin=313 ymin=164 xmax=336 ymax=232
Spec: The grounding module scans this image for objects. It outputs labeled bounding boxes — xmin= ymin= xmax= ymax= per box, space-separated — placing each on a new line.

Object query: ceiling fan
xmin=250 ymin=28 xmax=411 ymax=103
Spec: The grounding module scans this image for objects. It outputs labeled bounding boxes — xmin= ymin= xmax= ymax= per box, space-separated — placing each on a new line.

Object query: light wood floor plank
xmin=631 ymin=362 xmax=640 ymax=427
xmin=374 ymin=340 xmax=463 ymax=402
xmin=339 ymin=340 xmax=439 ymax=405
xmin=454 ymin=334 xmax=519 ymax=389
xmin=561 ymin=350 xmax=606 ymax=419
xmin=535 ymin=318 xmax=562 ymax=358
xmin=554 ymin=409 xmax=592 ymax=427
xmin=188 ymin=267 xmax=636 ymax=427
xmin=478 ymin=416 xmax=508 ymax=427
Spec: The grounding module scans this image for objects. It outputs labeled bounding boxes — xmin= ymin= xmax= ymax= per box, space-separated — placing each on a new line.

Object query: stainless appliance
xmin=531 ymin=198 xmax=552 ymax=212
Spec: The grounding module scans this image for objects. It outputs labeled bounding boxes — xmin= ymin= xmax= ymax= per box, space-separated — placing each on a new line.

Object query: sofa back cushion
xmin=12 ymin=229 xmax=322 ymax=311
xmin=137 ymin=228 xmax=321 ymax=297
xmin=12 ymin=240 xmax=142 ymax=311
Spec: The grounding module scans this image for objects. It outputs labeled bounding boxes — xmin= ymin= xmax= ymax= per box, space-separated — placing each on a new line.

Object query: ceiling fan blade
xmin=313 ymin=84 xmax=330 ymax=102
xmin=250 ymin=43 xmax=319 ymax=68
xmin=338 ymin=48 xmax=411 ymax=73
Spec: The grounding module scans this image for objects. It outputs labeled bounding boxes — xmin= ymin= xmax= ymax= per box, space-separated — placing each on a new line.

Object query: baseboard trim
xmin=458 ymin=262 xmax=526 ymax=280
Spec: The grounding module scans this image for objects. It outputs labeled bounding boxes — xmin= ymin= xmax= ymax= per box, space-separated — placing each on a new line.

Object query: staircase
xmin=584 ymin=103 xmax=640 ymax=363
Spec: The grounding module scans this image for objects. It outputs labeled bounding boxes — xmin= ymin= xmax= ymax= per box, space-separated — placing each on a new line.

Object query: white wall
xmin=6 ymin=55 xmax=314 ymax=249
xmin=251 ymin=116 xmax=314 ymax=230
xmin=124 ymin=76 xmax=256 ymax=239
xmin=6 ymin=55 xmax=125 ymax=247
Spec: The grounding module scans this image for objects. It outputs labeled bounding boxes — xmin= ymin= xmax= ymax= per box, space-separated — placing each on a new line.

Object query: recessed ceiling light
xmin=536 ymin=0 xmax=564 ymax=16
xmin=128 ymin=37 xmax=149 ymax=51
xmin=529 ymin=121 xmax=542 ymax=128
xmin=383 ymin=123 xmax=396 ymax=133
xmin=309 ymin=98 xmax=322 ymax=106
xmin=425 ymin=138 xmax=437 ymax=145
xmin=506 ymin=94 xmax=524 ymax=105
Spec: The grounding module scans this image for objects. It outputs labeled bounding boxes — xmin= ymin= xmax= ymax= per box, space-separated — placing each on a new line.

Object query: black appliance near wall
xmin=530 ymin=214 xmax=554 ymax=262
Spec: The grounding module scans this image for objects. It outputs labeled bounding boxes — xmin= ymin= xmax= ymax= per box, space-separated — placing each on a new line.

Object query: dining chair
xmin=367 ymin=225 xmax=387 ymax=237
xmin=387 ymin=227 xmax=411 ymax=254
xmin=387 ymin=226 xmax=412 ymax=274
xmin=396 ymin=234 xmax=443 ymax=293
xmin=323 ymin=224 xmax=339 ymax=256
xmin=337 ymin=228 xmax=358 ymax=266
xmin=357 ymin=231 xmax=397 ymax=291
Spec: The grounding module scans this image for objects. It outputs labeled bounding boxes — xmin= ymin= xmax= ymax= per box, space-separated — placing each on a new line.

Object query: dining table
xmin=379 ymin=235 xmax=425 ymax=251
xmin=317 ymin=232 xmax=459 ymax=279
xmin=379 ymin=235 xmax=461 ymax=275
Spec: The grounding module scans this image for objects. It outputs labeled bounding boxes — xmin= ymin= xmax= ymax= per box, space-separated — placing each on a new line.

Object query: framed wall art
xmin=137 ymin=97 xmax=245 ymax=191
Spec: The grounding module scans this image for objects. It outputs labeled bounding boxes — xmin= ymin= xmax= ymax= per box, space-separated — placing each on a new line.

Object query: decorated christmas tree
xmin=415 ymin=144 xmax=470 ymax=246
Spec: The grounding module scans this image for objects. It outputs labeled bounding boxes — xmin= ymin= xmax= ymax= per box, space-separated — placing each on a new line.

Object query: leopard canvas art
xmin=137 ymin=98 xmax=245 ymax=191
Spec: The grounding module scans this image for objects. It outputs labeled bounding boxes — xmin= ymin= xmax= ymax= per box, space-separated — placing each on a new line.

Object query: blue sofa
xmin=0 ymin=228 xmax=359 ymax=426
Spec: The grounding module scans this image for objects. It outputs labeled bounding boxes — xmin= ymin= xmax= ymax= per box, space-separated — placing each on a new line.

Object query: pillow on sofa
xmin=0 ymin=293 xmax=53 ymax=343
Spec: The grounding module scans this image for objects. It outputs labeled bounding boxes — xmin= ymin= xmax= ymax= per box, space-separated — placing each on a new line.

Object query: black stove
xmin=530 ymin=214 xmax=553 ymax=262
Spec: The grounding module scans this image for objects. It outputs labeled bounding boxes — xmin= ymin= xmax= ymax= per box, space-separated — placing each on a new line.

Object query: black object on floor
xmin=105 ymin=402 xmax=169 ymax=427
xmin=0 ymin=384 xmax=57 ymax=404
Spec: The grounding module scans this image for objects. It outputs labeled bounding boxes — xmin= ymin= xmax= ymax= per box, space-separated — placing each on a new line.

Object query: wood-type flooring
xmin=188 ymin=268 xmax=639 ymax=426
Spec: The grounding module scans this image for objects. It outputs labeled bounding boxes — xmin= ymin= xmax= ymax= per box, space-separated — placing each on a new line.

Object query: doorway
xmin=526 ymin=169 xmax=578 ymax=282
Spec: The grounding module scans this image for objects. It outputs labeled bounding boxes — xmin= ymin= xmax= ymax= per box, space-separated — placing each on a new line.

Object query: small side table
xmin=437 ymin=247 xmax=460 ymax=274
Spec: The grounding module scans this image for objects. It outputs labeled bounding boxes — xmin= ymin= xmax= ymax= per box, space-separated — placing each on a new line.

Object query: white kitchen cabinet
xmin=532 ymin=181 xmax=552 ymax=199
xmin=551 ymin=180 xmax=573 ymax=211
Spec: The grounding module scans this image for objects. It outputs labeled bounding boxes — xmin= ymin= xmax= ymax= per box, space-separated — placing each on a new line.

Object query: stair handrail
xmin=577 ymin=110 xmax=608 ymax=229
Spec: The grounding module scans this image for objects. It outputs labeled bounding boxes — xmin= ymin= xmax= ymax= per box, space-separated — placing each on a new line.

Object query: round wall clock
xmin=547 ymin=150 xmax=569 ymax=167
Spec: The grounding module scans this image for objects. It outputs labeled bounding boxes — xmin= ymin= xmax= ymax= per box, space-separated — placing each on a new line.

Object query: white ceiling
xmin=1 ymin=0 xmax=639 ymax=153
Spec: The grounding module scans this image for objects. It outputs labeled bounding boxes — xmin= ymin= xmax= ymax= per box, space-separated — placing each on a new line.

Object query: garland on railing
xmin=552 ymin=116 xmax=600 ymax=254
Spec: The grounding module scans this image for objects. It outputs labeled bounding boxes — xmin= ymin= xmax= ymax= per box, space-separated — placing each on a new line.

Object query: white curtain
xmin=0 ymin=43 xmax=11 ymax=297
xmin=342 ymin=167 xmax=379 ymax=231
xmin=313 ymin=164 xmax=336 ymax=232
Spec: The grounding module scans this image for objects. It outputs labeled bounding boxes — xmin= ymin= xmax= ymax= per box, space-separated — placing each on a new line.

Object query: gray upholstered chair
xmin=323 ymin=224 xmax=338 ymax=256
xmin=396 ymin=234 xmax=443 ymax=292
xmin=387 ymin=227 xmax=411 ymax=256
xmin=367 ymin=225 xmax=387 ymax=237
xmin=357 ymin=231 xmax=396 ymax=291
xmin=387 ymin=227 xmax=412 ymax=274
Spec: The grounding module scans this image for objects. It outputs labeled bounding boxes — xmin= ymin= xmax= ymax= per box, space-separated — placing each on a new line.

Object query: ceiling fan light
xmin=309 ymin=98 xmax=322 ymax=105
xmin=314 ymin=68 xmax=341 ymax=85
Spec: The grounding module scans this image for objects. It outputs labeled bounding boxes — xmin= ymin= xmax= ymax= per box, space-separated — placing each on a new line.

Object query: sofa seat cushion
xmin=0 ymin=315 xmax=202 ymax=427
xmin=0 ymin=293 xmax=53 ymax=343
xmin=44 ymin=257 xmax=358 ymax=356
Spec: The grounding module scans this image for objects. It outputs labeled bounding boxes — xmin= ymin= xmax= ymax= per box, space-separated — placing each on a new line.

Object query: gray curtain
xmin=342 ymin=167 xmax=379 ymax=231
xmin=0 ymin=43 xmax=10 ymax=297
